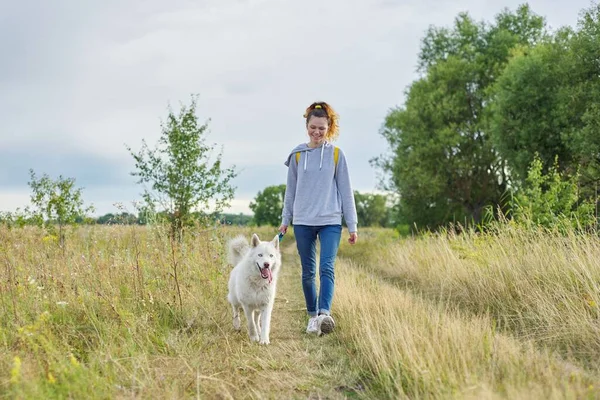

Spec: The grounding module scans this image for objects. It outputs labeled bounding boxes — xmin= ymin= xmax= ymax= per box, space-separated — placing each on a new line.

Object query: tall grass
xmin=3 ymin=222 xmax=600 ymax=398
xmin=334 ymin=263 xmax=598 ymax=399
xmin=0 ymin=224 xmax=276 ymax=398
xmin=335 ymin=225 xmax=600 ymax=398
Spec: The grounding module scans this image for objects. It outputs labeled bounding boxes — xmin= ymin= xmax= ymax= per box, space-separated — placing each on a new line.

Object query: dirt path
xmin=203 ymin=239 xmax=359 ymax=399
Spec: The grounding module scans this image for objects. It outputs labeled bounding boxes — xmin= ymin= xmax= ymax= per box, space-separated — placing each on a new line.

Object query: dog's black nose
xmin=263 ymin=262 xmax=270 ymax=268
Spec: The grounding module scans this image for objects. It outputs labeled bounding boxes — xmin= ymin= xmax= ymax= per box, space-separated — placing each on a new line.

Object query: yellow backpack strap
xmin=296 ymin=148 xmax=339 ymax=170
xmin=334 ymin=146 xmax=339 ymax=166
xmin=334 ymin=146 xmax=339 ymax=177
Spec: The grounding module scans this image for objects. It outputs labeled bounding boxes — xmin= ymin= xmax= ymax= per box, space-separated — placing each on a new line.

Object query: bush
xmin=511 ymin=154 xmax=596 ymax=231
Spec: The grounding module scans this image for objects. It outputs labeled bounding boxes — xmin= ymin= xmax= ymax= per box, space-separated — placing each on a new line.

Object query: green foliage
xmin=27 ymin=169 xmax=94 ymax=246
xmin=373 ymin=5 xmax=546 ymax=230
xmin=556 ymin=5 xmax=600 ymax=201
xmin=217 ymin=213 xmax=253 ymax=226
xmin=491 ymin=3 xmax=600 ymax=201
xmin=512 ymin=154 xmax=596 ymax=230
xmin=354 ymin=191 xmax=393 ymax=227
xmin=127 ymin=95 xmax=238 ymax=239
xmin=249 ymin=184 xmax=286 ymax=226
xmin=0 ymin=209 xmax=36 ymax=229
xmin=96 ymin=212 xmax=140 ymax=225
xmin=490 ymin=36 xmax=572 ymax=181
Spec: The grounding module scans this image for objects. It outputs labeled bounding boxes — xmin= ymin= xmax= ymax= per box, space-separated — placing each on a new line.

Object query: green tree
xmin=27 ymin=169 xmax=94 ymax=247
xmin=566 ymin=5 xmax=600 ymax=195
xmin=373 ymin=5 xmax=546 ymax=230
xmin=490 ymin=35 xmax=572 ymax=182
xmin=249 ymin=184 xmax=286 ymax=226
xmin=491 ymin=4 xmax=600 ymax=203
xmin=127 ymin=96 xmax=237 ymax=239
xmin=354 ymin=191 xmax=391 ymax=227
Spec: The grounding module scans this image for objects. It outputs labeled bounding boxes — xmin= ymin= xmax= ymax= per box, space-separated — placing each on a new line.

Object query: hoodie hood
xmin=284 ymin=142 xmax=331 ymax=171
xmin=283 ymin=143 xmax=310 ymax=167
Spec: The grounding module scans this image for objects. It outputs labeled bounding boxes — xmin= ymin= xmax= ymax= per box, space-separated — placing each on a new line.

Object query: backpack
xmin=296 ymin=146 xmax=340 ymax=175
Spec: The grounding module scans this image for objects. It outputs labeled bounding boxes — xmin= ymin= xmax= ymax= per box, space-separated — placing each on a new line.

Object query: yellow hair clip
xmin=315 ymin=105 xmax=322 ymax=109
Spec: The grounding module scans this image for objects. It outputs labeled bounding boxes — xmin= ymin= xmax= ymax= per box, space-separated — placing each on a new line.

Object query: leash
xmin=278 ymin=232 xmax=285 ymax=242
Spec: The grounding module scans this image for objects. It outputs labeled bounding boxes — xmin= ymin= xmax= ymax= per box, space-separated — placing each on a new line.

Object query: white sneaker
xmin=317 ymin=315 xmax=335 ymax=336
xmin=306 ymin=316 xmax=318 ymax=334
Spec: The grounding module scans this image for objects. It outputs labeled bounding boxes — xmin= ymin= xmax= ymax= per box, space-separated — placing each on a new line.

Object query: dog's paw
xmin=250 ymin=334 xmax=260 ymax=342
xmin=233 ymin=317 xmax=241 ymax=331
xmin=259 ymin=337 xmax=270 ymax=345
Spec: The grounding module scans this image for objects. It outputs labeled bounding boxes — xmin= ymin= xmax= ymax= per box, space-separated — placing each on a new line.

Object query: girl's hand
xmin=348 ymin=232 xmax=358 ymax=245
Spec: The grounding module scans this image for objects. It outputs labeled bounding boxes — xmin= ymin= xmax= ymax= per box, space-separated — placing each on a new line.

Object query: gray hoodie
xmin=281 ymin=142 xmax=358 ymax=233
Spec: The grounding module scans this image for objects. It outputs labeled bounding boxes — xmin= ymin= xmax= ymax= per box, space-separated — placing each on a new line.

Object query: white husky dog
xmin=227 ymin=233 xmax=281 ymax=345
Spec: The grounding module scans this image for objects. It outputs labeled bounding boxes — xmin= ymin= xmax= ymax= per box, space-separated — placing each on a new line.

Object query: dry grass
xmin=0 ymin=225 xmax=357 ymax=399
xmin=335 ymin=226 xmax=600 ymax=398
xmin=334 ymin=261 xmax=598 ymax=399
xmin=2 ymin=223 xmax=600 ymax=399
xmin=339 ymin=226 xmax=600 ymax=366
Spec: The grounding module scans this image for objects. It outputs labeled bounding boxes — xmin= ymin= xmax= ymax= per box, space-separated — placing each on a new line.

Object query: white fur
xmin=227 ymin=233 xmax=282 ymax=345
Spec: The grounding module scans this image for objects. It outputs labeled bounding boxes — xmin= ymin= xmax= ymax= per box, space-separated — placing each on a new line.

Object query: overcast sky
xmin=0 ymin=0 xmax=595 ymax=216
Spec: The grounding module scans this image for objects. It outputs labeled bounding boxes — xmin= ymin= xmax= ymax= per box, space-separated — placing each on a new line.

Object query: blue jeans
xmin=294 ymin=224 xmax=342 ymax=317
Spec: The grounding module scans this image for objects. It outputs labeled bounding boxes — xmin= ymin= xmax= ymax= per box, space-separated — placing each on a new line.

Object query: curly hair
xmin=303 ymin=101 xmax=340 ymax=142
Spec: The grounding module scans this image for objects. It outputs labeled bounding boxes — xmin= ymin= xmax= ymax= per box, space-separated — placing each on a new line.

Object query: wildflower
xmin=28 ymin=276 xmax=36 ymax=285
xmin=10 ymin=356 xmax=21 ymax=384
xmin=584 ymin=295 xmax=597 ymax=308
xmin=39 ymin=311 xmax=51 ymax=322
xmin=47 ymin=372 xmax=56 ymax=384
xmin=69 ymin=354 xmax=80 ymax=367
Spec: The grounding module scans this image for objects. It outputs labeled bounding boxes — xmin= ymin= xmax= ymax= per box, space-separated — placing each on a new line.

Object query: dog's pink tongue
xmin=263 ymin=268 xmax=272 ymax=283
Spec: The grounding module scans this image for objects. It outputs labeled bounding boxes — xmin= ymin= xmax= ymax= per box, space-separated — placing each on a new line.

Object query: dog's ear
xmin=271 ymin=234 xmax=280 ymax=250
xmin=251 ymin=233 xmax=260 ymax=247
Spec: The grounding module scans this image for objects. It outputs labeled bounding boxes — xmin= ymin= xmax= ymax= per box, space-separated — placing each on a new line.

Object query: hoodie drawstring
xmin=319 ymin=144 xmax=324 ymax=170
xmin=302 ymin=142 xmax=327 ymax=171
xmin=304 ymin=151 xmax=307 ymax=171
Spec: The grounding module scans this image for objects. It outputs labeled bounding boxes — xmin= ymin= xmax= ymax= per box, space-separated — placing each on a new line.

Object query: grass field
xmin=1 ymin=223 xmax=599 ymax=399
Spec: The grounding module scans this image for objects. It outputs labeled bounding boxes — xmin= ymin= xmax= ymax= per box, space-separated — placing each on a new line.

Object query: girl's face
xmin=306 ymin=116 xmax=328 ymax=147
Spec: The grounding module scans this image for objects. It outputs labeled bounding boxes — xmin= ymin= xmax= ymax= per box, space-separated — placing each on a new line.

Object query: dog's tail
xmin=227 ymin=235 xmax=249 ymax=266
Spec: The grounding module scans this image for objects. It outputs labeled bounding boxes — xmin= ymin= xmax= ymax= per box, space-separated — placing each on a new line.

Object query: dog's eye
xmin=258 ymin=253 xmax=263 ymax=257
xmin=269 ymin=254 xmax=273 ymax=258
